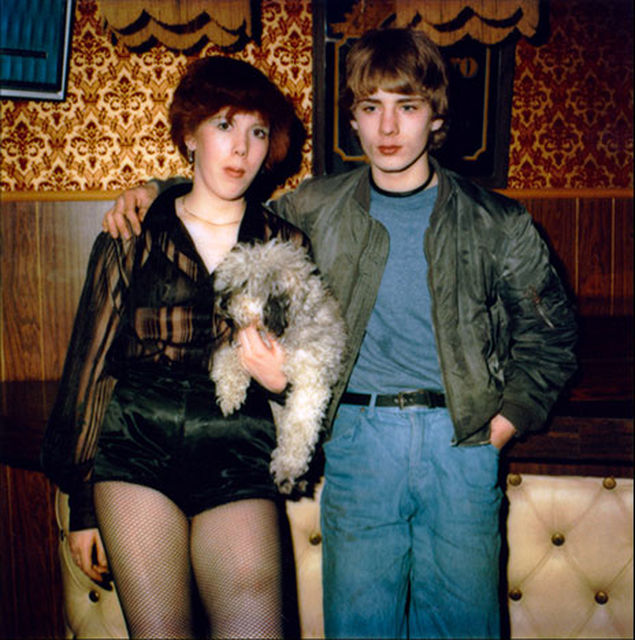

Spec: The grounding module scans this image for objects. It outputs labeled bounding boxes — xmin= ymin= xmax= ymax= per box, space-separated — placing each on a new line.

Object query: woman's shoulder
xmin=260 ymin=203 xmax=311 ymax=249
xmin=143 ymin=182 xmax=191 ymax=230
xmin=238 ymin=200 xmax=310 ymax=250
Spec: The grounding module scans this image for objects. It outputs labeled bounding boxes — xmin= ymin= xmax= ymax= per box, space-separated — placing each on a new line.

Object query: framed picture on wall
xmin=0 ymin=0 xmax=74 ymax=101
xmin=311 ymin=1 xmax=517 ymax=188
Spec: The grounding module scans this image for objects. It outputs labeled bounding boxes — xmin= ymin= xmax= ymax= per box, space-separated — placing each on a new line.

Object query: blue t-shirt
xmin=347 ymin=181 xmax=444 ymax=394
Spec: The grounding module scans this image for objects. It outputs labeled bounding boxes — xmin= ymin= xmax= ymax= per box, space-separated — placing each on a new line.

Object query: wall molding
xmin=498 ymin=188 xmax=634 ymax=199
xmin=1 ymin=188 xmax=634 ymax=204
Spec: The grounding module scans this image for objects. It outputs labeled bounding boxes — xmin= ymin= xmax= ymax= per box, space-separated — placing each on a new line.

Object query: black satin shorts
xmin=92 ymin=368 xmax=279 ymax=517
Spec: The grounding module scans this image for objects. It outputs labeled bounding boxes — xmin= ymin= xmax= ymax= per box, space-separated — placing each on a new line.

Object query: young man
xmin=104 ymin=29 xmax=577 ymax=639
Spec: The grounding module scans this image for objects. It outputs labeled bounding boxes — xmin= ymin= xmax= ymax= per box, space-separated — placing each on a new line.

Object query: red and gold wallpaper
xmin=0 ymin=0 xmax=632 ymax=192
xmin=508 ymin=0 xmax=632 ymax=189
xmin=0 ymin=0 xmax=314 ymax=193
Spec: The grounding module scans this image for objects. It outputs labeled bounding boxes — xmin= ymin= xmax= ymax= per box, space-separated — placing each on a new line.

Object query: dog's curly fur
xmin=211 ymin=239 xmax=347 ymax=493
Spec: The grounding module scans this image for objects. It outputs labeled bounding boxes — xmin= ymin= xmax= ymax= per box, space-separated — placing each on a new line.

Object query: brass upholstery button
xmin=551 ymin=532 xmax=565 ymax=546
xmin=595 ymin=591 xmax=609 ymax=605
xmin=508 ymin=473 xmax=522 ymax=486
xmin=309 ymin=532 xmax=322 ymax=546
xmin=603 ymin=477 xmax=617 ymax=490
xmin=508 ymin=588 xmax=522 ymax=601
xmin=89 ymin=590 xmax=100 ymax=603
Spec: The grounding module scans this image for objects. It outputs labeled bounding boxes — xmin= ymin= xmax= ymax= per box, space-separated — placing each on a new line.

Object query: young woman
xmin=41 ymin=56 xmax=309 ymax=639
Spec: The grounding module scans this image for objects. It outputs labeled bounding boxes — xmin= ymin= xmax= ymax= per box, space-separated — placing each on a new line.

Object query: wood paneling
xmin=0 ymin=464 xmax=65 ymax=639
xmin=1 ymin=202 xmax=43 ymax=380
xmin=577 ymin=198 xmax=614 ymax=315
xmin=0 ymin=464 xmax=16 ymax=638
xmin=517 ymin=195 xmax=634 ymax=316
xmin=1 ymin=200 xmax=106 ymax=382
xmin=0 ymin=193 xmax=632 ymax=639
xmin=614 ymin=198 xmax=634 ymax=315
xmin=1 ymin=194 xmax=632 ymax=383
xmin=39 ymin=202 xmax=105 ymax=379
xmin=519 ymin=197 xmax=578 ymax=296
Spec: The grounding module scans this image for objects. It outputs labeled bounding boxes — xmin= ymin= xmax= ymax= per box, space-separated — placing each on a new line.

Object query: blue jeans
xmin=321 ymin=403 xmax=502 ymax=639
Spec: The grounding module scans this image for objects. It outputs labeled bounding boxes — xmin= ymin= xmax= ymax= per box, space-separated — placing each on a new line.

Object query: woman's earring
xmin=187 ymin=148 xmax=195 ymax=164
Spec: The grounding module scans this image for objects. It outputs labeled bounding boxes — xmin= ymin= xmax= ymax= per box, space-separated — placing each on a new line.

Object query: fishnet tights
xmin=94 ymin=481 xmax=283 ymax=639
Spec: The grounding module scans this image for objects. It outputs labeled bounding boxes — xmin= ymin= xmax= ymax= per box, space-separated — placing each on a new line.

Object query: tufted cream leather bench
xmin=55 ymin=492 xmax=127 ymax=639
xmin=506 ymin=474 xmax=633 ymax=639
xmin=57 ymin=474 xmax=633 ymax=639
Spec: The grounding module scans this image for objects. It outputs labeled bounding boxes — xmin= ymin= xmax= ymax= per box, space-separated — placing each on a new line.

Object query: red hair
xmin=170 ymin=56 xmax=297 ymax=172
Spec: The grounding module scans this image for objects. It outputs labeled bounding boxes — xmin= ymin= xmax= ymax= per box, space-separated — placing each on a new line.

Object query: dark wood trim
xmin=311 ymin=0 xmax=327 ymax=177
xmin=1 ymin=188 xmax=633 ymax=203
xmin=505 ymin=415 xmax=633 ymax=478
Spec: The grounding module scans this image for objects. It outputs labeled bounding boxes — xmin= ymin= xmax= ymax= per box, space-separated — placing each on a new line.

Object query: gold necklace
xmin=180 ymin=197 xmax=244 ymax=226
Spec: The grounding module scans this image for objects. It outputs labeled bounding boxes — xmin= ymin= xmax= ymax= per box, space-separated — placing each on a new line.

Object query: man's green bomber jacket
xmin=269 ymin=158 xmax=578 ymax=446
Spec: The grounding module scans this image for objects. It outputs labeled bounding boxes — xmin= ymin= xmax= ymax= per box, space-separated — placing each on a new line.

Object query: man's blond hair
xmin=341 ymin=29 xmax=449 ymax=150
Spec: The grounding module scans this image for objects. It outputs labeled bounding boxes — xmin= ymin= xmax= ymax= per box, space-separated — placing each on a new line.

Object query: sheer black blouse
xmin=41 ymin=184 xmax=309 ymax=529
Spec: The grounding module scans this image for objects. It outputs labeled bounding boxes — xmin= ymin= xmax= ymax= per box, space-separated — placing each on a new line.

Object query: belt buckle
xmin=397 ymin=390 xmax=432 ymax=409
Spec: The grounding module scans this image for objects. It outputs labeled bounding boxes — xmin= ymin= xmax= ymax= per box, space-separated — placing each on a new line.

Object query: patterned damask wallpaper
xmin=0 ymin=0 xmax=632 ymax=192
xmin=0 ymin=0 xmax=314 ymax=193
xmin=509 ymin=0 xmax=632 ymax=189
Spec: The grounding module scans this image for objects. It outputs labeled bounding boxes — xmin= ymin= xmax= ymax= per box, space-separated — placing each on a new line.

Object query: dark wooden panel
xmin=12 ymin=469 xmax=64 ymax=638
xmin=506 ymin=459 xmax=632 ymax=478
xmin=507 ymin=415 xmax=632 ymax=470
xmin=0 ymin=464 xmax=65 ymax=640
xmin=0 ymin=202 xmax=44 ymax=380
xmin=569 ymin=315 xmax=634 ymax=405
xmin=522 ymin=197 xmax=578 ymax=298
xmin=2 ymin=195 xmax=632 ymax=384
xmin=0 ymin=194 xmax=632 ymax=640
xmin=39 ymin=201 xmax=105 ymax=379
xmin=1 ymin=200 xmax=107 ymax=381
xmin=0 ymin=465 xmax=18 ymax=639
xmin=1 ymin=381 xmax=57 ymax=470
xmin=613 ymin=198 xmax=634 ymax=315
xmin=505 ymin=312 xmax=633 ymax=478
xmin=577 ymin=198 xmax=614 ymax=316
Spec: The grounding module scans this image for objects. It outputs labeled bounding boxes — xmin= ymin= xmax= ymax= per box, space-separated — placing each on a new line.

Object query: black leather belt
xmin=341 ymin=389 xmax=446 ymax=409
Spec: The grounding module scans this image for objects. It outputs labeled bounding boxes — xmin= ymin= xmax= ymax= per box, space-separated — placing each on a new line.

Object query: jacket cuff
xmin=69 ymin=483 xmax=98 ymax=531
xmin=499 ymin=400 xmax=542 ymax=436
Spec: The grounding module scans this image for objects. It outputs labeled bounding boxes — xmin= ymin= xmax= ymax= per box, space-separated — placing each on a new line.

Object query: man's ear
xmin=431 ymin=117 xmax=443 ymax=132
xmin=350 ymin=118 xmax=359 ymax=132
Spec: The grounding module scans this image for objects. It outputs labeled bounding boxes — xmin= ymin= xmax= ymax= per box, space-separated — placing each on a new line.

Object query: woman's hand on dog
xmin=238 ymin=324 xmax=288 ymax=393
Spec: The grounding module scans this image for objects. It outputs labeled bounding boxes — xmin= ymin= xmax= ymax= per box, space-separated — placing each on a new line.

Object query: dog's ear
xmin=215 ymin=288 xmax=231 ymax=315
xmin=215 ymin=278 xmax=247 ymax=315
xmin=264 ymin=292 xmax=290 ymax=337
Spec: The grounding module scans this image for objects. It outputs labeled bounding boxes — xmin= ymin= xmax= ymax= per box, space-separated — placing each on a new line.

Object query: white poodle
xmin=211 ymin=239 xmax=347 ymax=493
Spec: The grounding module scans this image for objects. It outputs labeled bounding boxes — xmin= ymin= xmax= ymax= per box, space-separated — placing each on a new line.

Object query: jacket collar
xmin=430 ymin=156 xmax=452 ymax=209
xmin=352 ymin=166 xmax=372 ymax=210
xmin=351 ymin=157 xmax=451 ymax=212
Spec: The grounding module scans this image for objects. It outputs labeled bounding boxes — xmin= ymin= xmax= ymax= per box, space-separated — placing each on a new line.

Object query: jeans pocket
xmin=324 ymin=405 xmax=361 ymax=456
